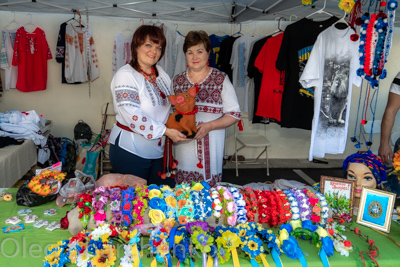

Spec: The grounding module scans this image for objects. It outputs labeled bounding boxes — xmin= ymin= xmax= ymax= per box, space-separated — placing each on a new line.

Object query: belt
xmin=117 ymin=121 xmax=133 ymax=132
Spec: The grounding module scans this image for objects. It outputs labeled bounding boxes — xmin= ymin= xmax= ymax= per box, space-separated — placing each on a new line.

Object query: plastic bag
xmin=76 ymin=144 xmax=99 ymax=179
xmin=56 ymin=170 xmax=95 ymax=207
xmin=95 ymin=173 xmax=147 ymax=188
xmin=16 ymin=180 xmax=57 ymax=207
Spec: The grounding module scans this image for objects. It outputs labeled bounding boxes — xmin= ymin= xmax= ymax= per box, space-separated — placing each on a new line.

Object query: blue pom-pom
xmin=380 ymin=69 xmax=387 ymax=79
xmin=388 ymin=0 xmax=398 ymax=11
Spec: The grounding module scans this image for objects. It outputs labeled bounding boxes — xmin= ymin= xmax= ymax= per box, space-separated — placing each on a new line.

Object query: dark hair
xmin=183 ymin=30 xmax=211 ymax=53
xmin=130 ymin=25 xmax=166 ymax=75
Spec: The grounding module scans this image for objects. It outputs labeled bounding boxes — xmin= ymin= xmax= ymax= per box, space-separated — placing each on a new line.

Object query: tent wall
xmin=1 ymin=11 xmax=400 ymax=160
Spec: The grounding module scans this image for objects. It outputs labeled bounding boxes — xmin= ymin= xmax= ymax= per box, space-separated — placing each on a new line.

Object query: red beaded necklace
xmin=139 ymin=66 xmax=166 ymax=99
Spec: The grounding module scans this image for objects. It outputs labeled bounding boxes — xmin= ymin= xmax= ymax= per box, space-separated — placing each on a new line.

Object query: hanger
xmin=65 ymin=9 xmax=82 ymax=26
xmin=232 ymin=22 xmax=242 ymax=37
xmin=140 ymin=19 xmax=144 ymax=25
xmin=306 ymin=0 xmax=333 ymax=19
xmin=289 ymin=14 xmax=298 ymax=23
xmin=24 ymin=14 xmax=37 ymax=32
xmin=5 ymin=12 xmax=20 ymax=31
xmin=121 ymin=20 xmax=134 ymax=37
xmin=269 ymin=17 xmax=285 ymax=36
xmin=213 ymin=24 xmax=226 ymax=37
xmin=333 ymin=11 xmax=349 ymax=29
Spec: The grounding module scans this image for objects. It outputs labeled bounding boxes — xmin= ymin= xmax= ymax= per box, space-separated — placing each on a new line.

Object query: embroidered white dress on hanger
xmin=112 ymin=32 xmax=132 ymax=76
xmin=65 ymin=24 xmax=99 ymax=83
xmin=0 ymin=29 xmax=18 ymax=90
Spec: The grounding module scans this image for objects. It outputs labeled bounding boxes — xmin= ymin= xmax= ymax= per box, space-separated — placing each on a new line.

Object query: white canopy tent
xmin=1 ymin=0 xmax=398 ymax=25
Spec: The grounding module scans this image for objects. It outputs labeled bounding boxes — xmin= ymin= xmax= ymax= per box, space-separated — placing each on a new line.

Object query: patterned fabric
xmin=342 ymin=151 xmax=387 ymax=185
xmin=65 ymin=24 xmax=99 ymax=83
xmin=112 ymin=33 xmax=132 ymax=75
xmin=109 ymin=64 xmax=172 ymax=159
xmin=1 ymin=29 xmax=18 ymax=90
xmin=172 ymin=68 xmax=241 ymax=187
xmin=238 ymin=42 xmax=246 ymax=87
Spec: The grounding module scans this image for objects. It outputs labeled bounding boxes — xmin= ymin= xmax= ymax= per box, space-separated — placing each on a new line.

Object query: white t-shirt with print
xmin=300 ymin=26 xmax=362 ymax=161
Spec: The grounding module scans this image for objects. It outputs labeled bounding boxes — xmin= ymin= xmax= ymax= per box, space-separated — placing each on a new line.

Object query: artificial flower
xmin=302 ymin=0 xmax=314 ymax=5
xmin=316 ymin=226 xmax=328 ymax=238
xmin=338 ymin=0 xmax=356 ymax=13
xmin=149 ymin=189 xmax=162 ymax=199
xmin=76 ymin=250 xmax=91 ymax=267
xmin=91 ymin=244 xmax=116 ymax=267
xmin=149 ymin=209 xmax=166 ymax=225
xmin=165 ymin=196 xmax=177 ymax=207
xmin=282 ymin=236 xmax=303 ymax=259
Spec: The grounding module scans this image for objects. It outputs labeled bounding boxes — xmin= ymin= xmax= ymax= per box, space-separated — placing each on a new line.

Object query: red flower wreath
xmin=241 ymin=187 xmax=257 ymax=222
xmin=255 ymin=190 xmax=269 ymax=224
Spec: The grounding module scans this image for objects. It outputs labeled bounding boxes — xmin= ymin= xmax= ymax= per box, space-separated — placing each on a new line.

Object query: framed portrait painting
xmin=356 ymin=187 xmax=396 ymax=233
xmin=320 ymin=176 xmax=355 ymax=220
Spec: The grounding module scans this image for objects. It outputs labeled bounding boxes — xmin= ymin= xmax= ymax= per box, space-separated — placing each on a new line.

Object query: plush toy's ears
xmin=188 ymin=87 xmax=197 ymax=97
xmin=168 ymin=95 xmax=177 ymax=105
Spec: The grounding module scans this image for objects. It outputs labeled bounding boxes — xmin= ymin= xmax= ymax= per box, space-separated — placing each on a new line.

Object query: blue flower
xmin=149 ymin=197 xmax=167 ymax=212
xmin=321 ymin=236 xmax=334 ymax=257
xmin=148 ymin=184 xmax=160 ymax=191
xmin=302 ymin=220 xmax=318 ymax=232
xmin=280 ymin=223 xmax=293 ymax=234
xmin=282 ymin=236 xmax=302 ymax=259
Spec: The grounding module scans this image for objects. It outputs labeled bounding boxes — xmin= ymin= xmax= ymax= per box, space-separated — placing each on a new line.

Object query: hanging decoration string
xmin=366 ymin=87 xmax=380 ymax=148
xmin=351 ymin=80 xmax=364 ymax=145
xmin=86 ymin=7 xmax=91 ymax=98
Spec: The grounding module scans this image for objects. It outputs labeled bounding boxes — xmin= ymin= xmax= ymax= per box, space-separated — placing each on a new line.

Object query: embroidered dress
xmin=112 ymin=33 xmax=132 ymax=76
xmin=1 ymin=28 xmax=18 ymax=90
xmin=109 ymin=64 xmax=172 ymax=159
xmin=172 ymin=68 xmax=241 ymax=187
xmin=65 ymin=23 xmax=99 ymax=83
xmin=12 ymin=27 xmax=52 ymax=92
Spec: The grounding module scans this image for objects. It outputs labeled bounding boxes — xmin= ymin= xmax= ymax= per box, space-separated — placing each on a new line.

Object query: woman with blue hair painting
xmin=343 ymin=151 xmax=386 ymax=208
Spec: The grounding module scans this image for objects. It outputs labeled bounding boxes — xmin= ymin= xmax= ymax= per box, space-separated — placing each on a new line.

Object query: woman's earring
xmin=207 ymin=61 xmax=209 ymax=66
xmin=186 ymin=64 xmax=189 ymax=68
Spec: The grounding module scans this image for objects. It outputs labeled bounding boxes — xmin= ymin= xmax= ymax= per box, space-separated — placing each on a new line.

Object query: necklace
xmin=139 ymin=66 xmax=166 ymax=99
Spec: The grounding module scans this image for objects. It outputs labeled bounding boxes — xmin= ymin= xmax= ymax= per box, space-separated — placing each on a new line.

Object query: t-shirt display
xmin=209 ymin=34 xmax=229 ymax=70
xmin=218 ymin=36 xmax=239 ymax=82
xmin=276 ymin=17 xmax=338 ymax=130
xmin=247 ymin=36 xmax=270 ymax=123
xmin=255 ymin=32 xmax=284 ymax=123
xmin=230 ymin=35 xmax=262 ymax=111
xmin=12 ymin=27 xmax=52 ymax=92
xmin=300 ymin=25 xmax=362 ymax=161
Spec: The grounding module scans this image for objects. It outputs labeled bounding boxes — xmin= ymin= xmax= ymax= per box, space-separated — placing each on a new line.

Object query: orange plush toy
xmin=166 ymin=86 xmax=198 ymax=138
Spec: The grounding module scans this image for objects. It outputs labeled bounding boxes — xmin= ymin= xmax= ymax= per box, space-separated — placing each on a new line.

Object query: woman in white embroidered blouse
xmin=109 ymin=25 xmax=186 ymax=186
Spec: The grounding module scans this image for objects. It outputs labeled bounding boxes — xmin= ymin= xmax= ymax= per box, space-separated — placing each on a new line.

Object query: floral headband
xmin=342 ymin=151 xmax=386 ymax=185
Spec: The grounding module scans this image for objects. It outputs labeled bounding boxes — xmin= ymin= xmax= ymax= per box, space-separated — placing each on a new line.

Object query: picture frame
xmin=320 ymin=176 xmax=355 ymax=219
xmin=356 ymin=187 xmax=396 ymax=233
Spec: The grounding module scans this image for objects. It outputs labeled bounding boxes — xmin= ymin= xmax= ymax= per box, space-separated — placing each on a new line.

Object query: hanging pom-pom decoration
xmin=350 ymin=137 xmax=358 ymax=142
xmin=387 ymin=0 xmax=398 ymax=11
xmin=197 ymin=159 xmax=203 ymax=169
xmin=361 ymin=119 xmax=367 ymax=125
xmin=238 ymin=120 xmax=244 ymax=131
xmin=355 ymin=142 xmax=361 ymax=149
xmin=351 ymin=33 xmax=359 ymax=41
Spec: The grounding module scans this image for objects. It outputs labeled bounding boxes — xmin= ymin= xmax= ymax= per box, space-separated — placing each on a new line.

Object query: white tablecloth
xmin=0 ymin=139 xmax=37 ymax=188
